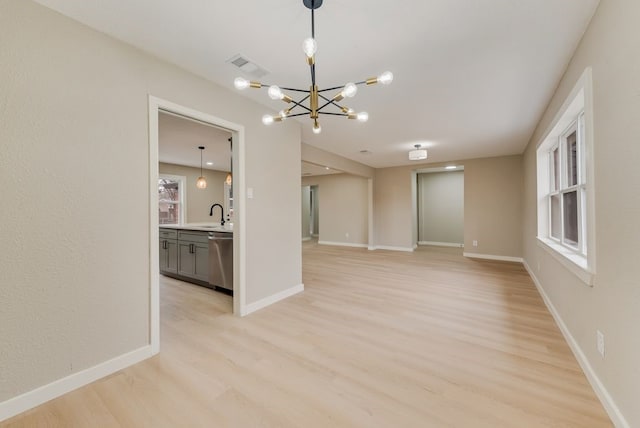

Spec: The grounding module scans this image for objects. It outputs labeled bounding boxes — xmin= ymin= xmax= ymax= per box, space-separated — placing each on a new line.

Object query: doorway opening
xmin=301 ymin=184 xmax=318 ymax=242
xmin=413 ymin=166 xmax=465 ymax=249
xmin=309 ymin=185 xmax=319 ymax=238
xmin=148 ymin=96 xmax=246 ymax=354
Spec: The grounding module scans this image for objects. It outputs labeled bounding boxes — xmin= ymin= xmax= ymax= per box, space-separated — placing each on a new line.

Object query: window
xmin=158 ymin=174 xmax=186 ymax=225
xmin=547 ymin=115 xmax=586 ymax=251
xmin=536 ymin=68 xmax=594 ymax=285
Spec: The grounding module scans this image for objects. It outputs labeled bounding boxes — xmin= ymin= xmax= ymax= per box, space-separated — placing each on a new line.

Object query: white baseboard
xmin=0 ymin=345 xmax=153 ymax=422
xmin=523 ymin=261 xmax=629 ymax=428
xmin=418 ymin=241 xmax=464 ymax=248
xmin=463 ymin=252 xmax=523 ymax=263
xmin=302 ymin=237 xmax=312 ymax=242
xmin=318 ymin=241 xmax=368 ymax=249
xmin=242 ymin=283 xmax=304 ymax=316
xmin=371 ymin=245 xmax=415 ymax=252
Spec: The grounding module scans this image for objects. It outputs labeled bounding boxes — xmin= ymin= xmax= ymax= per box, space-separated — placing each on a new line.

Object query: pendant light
xmin=225 ymin=137 xmax=232 ymax=186
xmin=196 ymin=146 xmax=207 ymax=189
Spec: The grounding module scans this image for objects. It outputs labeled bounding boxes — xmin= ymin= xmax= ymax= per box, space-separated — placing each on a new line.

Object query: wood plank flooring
xmin=2 ymin=242 xmax=611 ymax=427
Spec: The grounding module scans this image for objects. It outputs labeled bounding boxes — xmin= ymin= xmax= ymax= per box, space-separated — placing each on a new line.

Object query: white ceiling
xmin=35 ymin=0 xmax=599 ymax=168
xmin=159 ymin=112 xmax=231 ymax=172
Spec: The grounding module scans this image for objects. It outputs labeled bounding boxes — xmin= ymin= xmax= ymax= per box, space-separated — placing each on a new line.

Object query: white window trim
xmin=159 ymin=173 xmax=187 ymax=225
xmin=536 ymin=67 xmax=596 ymax=286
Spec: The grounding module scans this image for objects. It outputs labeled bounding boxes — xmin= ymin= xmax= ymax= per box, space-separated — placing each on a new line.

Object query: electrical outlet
xmin=596 ymin=330 xmax=605 ymax=357
xmin=345 ymin=232 xmax=350 ymax=238
xmin=472 ymin=240 xmax=478 ymax=247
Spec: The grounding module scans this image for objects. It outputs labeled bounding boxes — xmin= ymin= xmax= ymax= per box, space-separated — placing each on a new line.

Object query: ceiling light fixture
xmin=225 ymin=137 xmax=233 ymax=186
xmin=409 ymin=144 xmax=428 ymax=161
xmin=196 ymin=146 xmax=207 ymax=189
xmin=234 ymin=0 xmax=393 ymax=134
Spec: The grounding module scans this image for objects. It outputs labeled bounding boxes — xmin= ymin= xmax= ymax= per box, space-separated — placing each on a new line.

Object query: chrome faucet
xmin=209 ymin=203 xmax=225 ymax=226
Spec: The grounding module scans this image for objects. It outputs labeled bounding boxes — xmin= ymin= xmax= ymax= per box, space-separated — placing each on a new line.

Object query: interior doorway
xmin=309 ymin=185 xmax=319 ymax=238
xmin=414 ymin=166 xmax=465 ymax=248
xmin=301 ymin=184 xmax=318 ymax=241
xmin=148 ymin=96 xmax=246 ymax=354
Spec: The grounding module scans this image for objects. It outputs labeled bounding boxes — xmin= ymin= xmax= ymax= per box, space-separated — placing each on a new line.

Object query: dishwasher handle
xmin=208 ymin=235 xmax=233 ymax=240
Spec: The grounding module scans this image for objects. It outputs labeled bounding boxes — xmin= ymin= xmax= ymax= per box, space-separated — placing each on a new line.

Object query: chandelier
xmin=233 ymin=0 xmax=393 ymax=134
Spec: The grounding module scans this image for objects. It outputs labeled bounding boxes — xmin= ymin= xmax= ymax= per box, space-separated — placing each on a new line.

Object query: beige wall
xmin=463 ymin=156 xmax=522 ymax=257
xmin=0 ymin=0 xmax=301 ymax=405
xmin=373 ymin=166 xmax=415 ymax=249
xmin=522 ymin=0 xmax=640 ymax=425
xmin=418 ymin=171 xmax=464 ymax=245
xmin=159 ymin=163 xmax=229 ymax=224
xmin=374 ymin=156 xmax=522 ymax=256
xmin=302 ymin=174 xmax=369 ymax=246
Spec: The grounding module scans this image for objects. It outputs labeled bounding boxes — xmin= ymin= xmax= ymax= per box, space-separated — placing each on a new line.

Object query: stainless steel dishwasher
xmin=208 ymin=232 xmax=233 ymax=292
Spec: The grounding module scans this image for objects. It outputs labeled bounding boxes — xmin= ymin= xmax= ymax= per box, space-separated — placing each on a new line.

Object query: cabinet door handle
xmin=162 ymin=240 xmax=166 ymax=250
xmin=190 ymin=243 xmax=194 ymax=254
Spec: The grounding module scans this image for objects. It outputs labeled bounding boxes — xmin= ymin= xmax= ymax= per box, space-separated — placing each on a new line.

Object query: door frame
xmin=413 ymin=166 xmax=465 ymax=248
xmin=148 ymin=96 xmax=246 ymax=354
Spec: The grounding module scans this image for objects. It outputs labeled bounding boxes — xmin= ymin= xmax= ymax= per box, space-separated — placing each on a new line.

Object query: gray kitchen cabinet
xmin=177 ymin=230 xmax=209 ymax=283
xmin=159 ymin=229 xmax=178 ymax=274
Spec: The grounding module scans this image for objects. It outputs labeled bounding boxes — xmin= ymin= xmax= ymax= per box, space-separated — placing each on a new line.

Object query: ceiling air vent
xmin=226 ymin=54 xmax=269 ymax=79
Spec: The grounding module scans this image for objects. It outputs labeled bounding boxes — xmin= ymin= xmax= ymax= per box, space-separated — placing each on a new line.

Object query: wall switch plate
xmin=345 ymin=232 xmax=349 ymax=238
xmin=597 ymin=330 xmax=605 ymax=357
xmin=247 ymin=187 xmax=254 ymax=199
xmin=472 ymin=240 xmax=478 ymax=247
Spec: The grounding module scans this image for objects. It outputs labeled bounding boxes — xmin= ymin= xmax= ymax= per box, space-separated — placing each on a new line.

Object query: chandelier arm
xmin=318 ymin=112 xmax=349 ymax=116
xmin=317 ymin=99 xmax=337 ymax=112
xmin=317 ymin=93 xmax=346 ymax=112
xmin=318 ymin=85 xmax=348 ymax=93
xmin=279 ymin=87 xmax=311 ymax=93
xmin=290 ymin=94 xmax=312 ymax=112
xmin=286 ymin=112 xmax=312 ymax=118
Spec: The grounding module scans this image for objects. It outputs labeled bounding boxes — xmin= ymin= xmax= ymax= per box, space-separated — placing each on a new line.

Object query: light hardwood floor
xmin=2 ymin=242 xmax=611 ymax=427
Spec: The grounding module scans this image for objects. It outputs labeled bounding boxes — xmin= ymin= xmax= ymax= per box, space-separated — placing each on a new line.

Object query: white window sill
xmin=536 ymin=237 xmax=594 ymax=286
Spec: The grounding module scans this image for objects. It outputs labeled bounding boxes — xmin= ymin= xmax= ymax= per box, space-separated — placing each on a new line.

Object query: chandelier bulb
xmin=234 ymin=77 xmax=250 ymax=90
xmin=303 ymin=37 xmax=317 ymax=58
xmin=357 ymin=112 xmax=369 ymax=122
xmin=343 ymin=82 xmax=358 ymax=98
xmin=378 ymin=71 xmax=394 ymax=85
xmin=268 ymin=85 xmax=284 ymax=100
xmin=262 ymin=114 xmax=274 ymax=125
xmin=312 ymin=121 xmax=322 ymax=134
